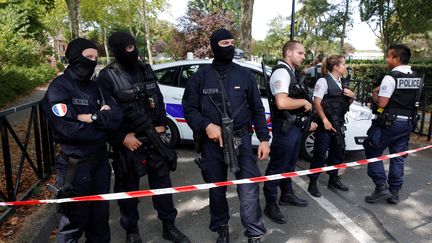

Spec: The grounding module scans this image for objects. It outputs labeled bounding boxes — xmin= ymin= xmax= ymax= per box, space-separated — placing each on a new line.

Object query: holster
xmin=54 ymin=151 xmax=103 ymax=214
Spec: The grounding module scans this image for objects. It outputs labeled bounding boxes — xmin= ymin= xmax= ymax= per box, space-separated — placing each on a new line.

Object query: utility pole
xmin=290 ymin=0 xmax=295 ymax=40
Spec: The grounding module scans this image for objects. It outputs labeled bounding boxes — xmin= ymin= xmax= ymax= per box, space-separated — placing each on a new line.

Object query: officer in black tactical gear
xmin=263 ymin=40 xmax=317 ymax=225
xmin=364 ymin=44 xmax=421 ymax=204
xmin=307 ymin=55 xmax=355 ymax=197
xmin=96 ymin=31 xmax=190 ymax=243
xmin=42 ymin=38 xmax=122 ymax=242
xmin=182 ymin=28 xmax=270 ymax=243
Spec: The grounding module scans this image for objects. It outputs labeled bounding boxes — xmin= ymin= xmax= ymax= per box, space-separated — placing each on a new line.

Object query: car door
xmin=174 ymin=64 xmax=210 ymax=140
xmin=247 ymin=68 xmax=272 ymax=145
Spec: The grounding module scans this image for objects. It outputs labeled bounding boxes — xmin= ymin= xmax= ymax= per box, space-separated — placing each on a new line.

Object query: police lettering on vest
xmin=385 ymin=71 xmax=421 ymax=117
xmin=396 ymin=77 xmax=421 ymax=89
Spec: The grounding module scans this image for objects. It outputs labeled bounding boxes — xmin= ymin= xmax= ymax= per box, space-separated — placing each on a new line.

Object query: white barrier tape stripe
xmin=1 ymin=144 xmax=431 ymax=206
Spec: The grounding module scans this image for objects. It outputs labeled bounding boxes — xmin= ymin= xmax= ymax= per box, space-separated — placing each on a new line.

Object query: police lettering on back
xmin=397 ymin=78 xmax=421 ymax=89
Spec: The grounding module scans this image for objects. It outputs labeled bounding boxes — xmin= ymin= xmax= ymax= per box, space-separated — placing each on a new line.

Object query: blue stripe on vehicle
xmin=166 ymin=103 xmax=184 ymax=118
xmin=166 ymin=103 xmax=272 ymax=128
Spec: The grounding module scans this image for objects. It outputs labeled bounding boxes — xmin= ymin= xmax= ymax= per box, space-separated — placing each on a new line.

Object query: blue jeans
xmin=263 ymin=125 xmax=302 ymax=202
xmin=364 ymin=120 xmax=412 ymax=190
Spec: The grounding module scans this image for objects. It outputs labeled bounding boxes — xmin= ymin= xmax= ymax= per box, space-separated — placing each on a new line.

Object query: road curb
xmin=15 ymin=204 xmax=57 ymax=243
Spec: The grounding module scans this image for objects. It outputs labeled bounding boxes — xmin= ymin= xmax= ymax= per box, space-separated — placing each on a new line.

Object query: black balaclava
xmin=210 ymin=28 xmax=235 ymax=67
xmin=65 ymin=38 xmax=98 ymax=82
xmin=108 ymin=31 xmax=138 ymax=69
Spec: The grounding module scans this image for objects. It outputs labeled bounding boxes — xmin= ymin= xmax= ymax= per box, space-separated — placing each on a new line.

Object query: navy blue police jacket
xmin=42 ymin=68 xmax=122 ymax=158
xmin=182 ymin=63 xmax=270 ymax=142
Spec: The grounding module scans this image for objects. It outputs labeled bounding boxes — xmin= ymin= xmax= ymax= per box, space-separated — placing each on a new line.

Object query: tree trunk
xmin=65 ymin=0 xmax=81 ymax=39
xmin=103 ymin=28 xmax=110 ymax=65
xmin=239 ymin=0 xmax=254 ymax=59
xmin=141 ymin=0 xmax=153 ymax=65
xmin=340 ymin=0 xmax=350 ymax=54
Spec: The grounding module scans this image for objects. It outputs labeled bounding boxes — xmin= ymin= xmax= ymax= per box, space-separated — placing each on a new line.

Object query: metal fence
xmin=0 ymin=101 xmax=56 ymax=222
xmin=350 ymin=79 xmax=432 ymax=141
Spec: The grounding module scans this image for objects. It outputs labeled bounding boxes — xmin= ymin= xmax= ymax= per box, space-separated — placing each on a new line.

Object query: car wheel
xmin=301 ymin=131 xmax=315 ymax=162
xmin=160 ymin=119 xmax=180 ymax=148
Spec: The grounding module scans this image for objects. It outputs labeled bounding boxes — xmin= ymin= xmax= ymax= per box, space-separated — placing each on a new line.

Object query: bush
xmin=56 ymin=62 xmax=65 ymax=72
xmin=0 ymin=64 xmax=56 ymax=107
xmin=350 ymin=64 xmax=432 ymax=87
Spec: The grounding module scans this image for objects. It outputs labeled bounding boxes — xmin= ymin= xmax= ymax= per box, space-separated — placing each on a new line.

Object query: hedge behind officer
xmin=307 ymin=55 xmax=354 ymax=197
xmin=364 ymin=44 xmax=421 ymax=204
xmin=96 ymin=31 xmax=190 ymax=243
xmin=42 ymin=38 xmax=122 ymax=242
xmin=263 ymin=40 xmax=317 ymax=225
xmin=182 ymin=28 xmax=270 ymax=243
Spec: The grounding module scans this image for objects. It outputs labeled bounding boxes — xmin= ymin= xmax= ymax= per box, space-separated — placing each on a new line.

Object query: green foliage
xmin=56 ymin=62 xmax=65 ymax=72
xmin=0 ymin=2 xmax=50 ymax=67
xmin=349 ymin=64 xmax=432 ymax=87
xmin=0 ymin=64 xmax=56 ymax=107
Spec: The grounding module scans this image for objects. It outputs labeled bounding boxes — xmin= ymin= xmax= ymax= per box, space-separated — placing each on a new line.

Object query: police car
xmin=153 ymin=59 xmax=372 ymax=161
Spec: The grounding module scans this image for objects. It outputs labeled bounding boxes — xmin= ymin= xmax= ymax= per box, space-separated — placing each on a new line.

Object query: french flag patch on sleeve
xmin=52 ymin=103 xmax=68 ymax=117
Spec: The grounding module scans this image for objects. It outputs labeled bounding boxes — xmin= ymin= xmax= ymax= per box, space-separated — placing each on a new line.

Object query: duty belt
xmin=372 ymin=114 xmax=412 ymax=121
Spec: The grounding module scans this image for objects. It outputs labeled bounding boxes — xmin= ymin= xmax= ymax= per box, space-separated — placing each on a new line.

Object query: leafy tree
xmin=360 ymin=0 xmax=432 ymax=55
xmin=178 ymin=8 xmax=236 ymax=58
xmin=0 ymin=1 xmax=52 ymax=67
xmin=187 ymin=0 xmax=241 ymax=27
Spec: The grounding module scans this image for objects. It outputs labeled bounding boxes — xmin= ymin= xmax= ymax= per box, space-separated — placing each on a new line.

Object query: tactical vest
xmin=314 ymin=64 xmax=322 ymax=82
xmin=271 ymin=62 xmax=308 ymax=119
xmin=385 ymin=70 xmax=421 ymax=117
xmin=105 ymin=61 xmax=161 ymax=118
xmin=321 ymin=74 xmax=350 ymax=120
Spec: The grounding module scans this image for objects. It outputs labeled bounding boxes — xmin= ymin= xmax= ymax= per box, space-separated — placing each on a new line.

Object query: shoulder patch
xmin=52 ymin=103 xmax=68 ymax=117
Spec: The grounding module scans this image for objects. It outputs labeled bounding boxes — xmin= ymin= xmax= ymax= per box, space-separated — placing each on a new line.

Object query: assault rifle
xmin=122 ymin=102 xmax=177 ymax=171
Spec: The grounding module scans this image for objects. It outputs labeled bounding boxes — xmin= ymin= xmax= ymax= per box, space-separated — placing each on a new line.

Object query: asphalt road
xmin=106 ymin=143 xmax=432 ymax=243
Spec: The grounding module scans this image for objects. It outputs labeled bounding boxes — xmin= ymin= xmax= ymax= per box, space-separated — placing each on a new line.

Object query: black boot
xmin=216 ymin=224 xmax=229 ymax=243
xmin=328 ymin=175 xmax=349 ymax=191
xmin=387 ymin=188 xmax=400 ymax=204
xmin=263 ymin=202 xmax=287 ymax=224
xmin=308 ymin=178 xmax=321 ymax=197
xmin=365 ymin=184 xmax=392 ymax=203
xmin=279 ymin=190 xmax=308 ymax=207
xmin=248 ymin=236 xmax=262 ymax=243
xmin=162 ymin=220 xmax=191 ymax=243
xmin=126 ymin=232 xmax=142 ymax=243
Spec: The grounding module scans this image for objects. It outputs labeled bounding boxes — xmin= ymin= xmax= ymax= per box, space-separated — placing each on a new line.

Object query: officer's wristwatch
xmin=91 ymin=113 xmax=98 ymax=122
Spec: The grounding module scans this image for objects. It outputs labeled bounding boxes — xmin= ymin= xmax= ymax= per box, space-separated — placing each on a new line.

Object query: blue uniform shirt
xmin=182 ymin=63 xmax=270 ymax=142
xmin=42 ymin=68 xmax=122 ymax=158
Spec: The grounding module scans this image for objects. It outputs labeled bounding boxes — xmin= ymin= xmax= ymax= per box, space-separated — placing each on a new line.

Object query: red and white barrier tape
xmin=1 ymin=144 xmax=431 ymax=207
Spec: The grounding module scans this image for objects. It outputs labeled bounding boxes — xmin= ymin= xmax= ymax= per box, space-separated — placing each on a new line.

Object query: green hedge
xmin=0 ymin=64 xmax=57 ymax=107
xmin=350 ymin=64 xmax=432 ymax=86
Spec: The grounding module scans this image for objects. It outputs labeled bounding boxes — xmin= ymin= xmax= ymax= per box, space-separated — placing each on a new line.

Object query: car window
xmin=249 ymin=70 xmax=268 ymax=97
xmin=178 ymin=64 xmax=209 ymax=88
xmin=155 ymin=67 xmax=179 ymax=86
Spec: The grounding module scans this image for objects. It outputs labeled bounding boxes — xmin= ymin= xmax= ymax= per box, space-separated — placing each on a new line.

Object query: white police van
xmin=153 ymin=59 xmax=372 ymax=161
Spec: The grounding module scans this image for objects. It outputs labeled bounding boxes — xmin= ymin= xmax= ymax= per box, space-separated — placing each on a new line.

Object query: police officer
xmin=96 ymin=32 xmax=190 ymax=243
xmin=307 ymin=55 xmax=354 ymax=197
xmin=364 ymin=44 xmax=420 ymax=204
xmin=182 ymin=28 xmax=270 ymax=243
xmin=42 ymin=38 xmax=122 ymax=242
xmin=263 ymin=40 xmax=317 ymax=224
xmin=303 ymin=53 xmax=325 ymax=86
